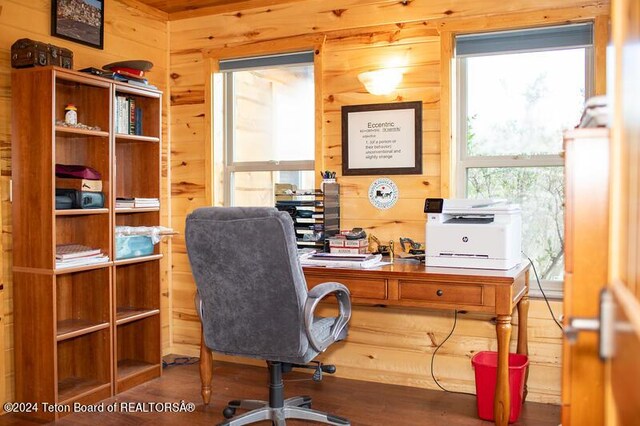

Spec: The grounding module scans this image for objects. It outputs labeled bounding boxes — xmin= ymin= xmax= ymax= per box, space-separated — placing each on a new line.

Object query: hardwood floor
xmin=0 ymin=359 xmax=559 ymax=425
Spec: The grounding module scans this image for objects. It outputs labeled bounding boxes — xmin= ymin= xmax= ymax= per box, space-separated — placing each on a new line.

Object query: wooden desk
xmin=199 ymin=260 xmax=530 ymax=426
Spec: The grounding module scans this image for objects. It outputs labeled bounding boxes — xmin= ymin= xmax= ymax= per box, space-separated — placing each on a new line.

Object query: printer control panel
xmin=424 ymin=198 xmax=444 ymax=214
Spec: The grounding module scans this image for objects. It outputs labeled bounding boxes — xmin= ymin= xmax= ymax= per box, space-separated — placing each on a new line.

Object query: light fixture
xmin=358 ymin=68 xmax=404 ymax=95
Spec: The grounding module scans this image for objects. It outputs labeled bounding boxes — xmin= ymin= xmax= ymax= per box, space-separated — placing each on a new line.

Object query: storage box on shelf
xmin=11 ymin=66 xmax=162 ymax=420
xmin=274 ymin=182 xmax=340 ymax=252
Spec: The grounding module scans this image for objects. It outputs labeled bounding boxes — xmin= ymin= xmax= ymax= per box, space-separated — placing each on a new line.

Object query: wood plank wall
xmin=168 ymin=0 xmax=609 ymax=404
xmin=0 ymin=0 xmax=170 ymax=404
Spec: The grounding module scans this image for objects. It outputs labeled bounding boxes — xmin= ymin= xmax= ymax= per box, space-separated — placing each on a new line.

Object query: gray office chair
xmin=185 ymin=207 xmax=352 ymax=426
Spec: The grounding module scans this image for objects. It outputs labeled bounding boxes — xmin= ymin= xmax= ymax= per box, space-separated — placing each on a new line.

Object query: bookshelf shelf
xmin=58 ymin=379 xmax=110 ymax=405
xmin=115 ymin=134 xmax=160 ymax=143
xmin=55 ymin=126 xmax=110 ymax=138
xmin=117 ymin=359 xmax=159 ymax=382
xmin=114 ymin=254 xmax=162 ymax=266
xmin=54 ymin=262 xmax=113 ymax=275
xmin=56 ymin=208 xmax=109 ymax=216
xmin=12 ymin=66 xmax=162 ymax=420
xmin=116 ymin=307 xmax=160 ymax=326
xmin=56 ymin=319 xmax=110 ymax=342
xmin=116 ymin=207 xmax=160 ymax=214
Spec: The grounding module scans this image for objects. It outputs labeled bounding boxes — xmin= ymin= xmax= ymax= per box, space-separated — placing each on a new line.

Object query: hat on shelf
xmin=103 ymin=60 xmax=153 ymax=78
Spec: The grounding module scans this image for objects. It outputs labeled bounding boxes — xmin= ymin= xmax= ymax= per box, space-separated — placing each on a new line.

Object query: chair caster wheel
xmin=222 ymin=406 xmax=236 ymax=419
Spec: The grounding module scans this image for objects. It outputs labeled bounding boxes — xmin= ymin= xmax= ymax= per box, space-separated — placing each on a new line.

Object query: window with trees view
xmin=456 ymin=23 xmax=594 ymax=287
xmin=216 ymin=52 xmax=315 ymax=206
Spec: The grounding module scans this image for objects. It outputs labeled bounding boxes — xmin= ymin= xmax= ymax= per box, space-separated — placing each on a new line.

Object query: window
xmin=216 ymin=52 xmax=315 ymax=206
xmin=455 ymin=23 xmax=594 ymax=293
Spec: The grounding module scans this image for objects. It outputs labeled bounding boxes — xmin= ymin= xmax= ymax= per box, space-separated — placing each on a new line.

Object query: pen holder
xmin=321 ymin=178 xmax=336 ymax=192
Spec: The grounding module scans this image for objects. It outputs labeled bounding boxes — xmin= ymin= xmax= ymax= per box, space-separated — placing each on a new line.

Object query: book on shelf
xmin=55 ymin=177 xmax=102 ymax=192
xmin=56 ymin=254 xmax=109 ymax=269
xmin=116 ymin=197 xmax=135 ymax=208
xmin=56 ymin=244 xmax=102 ymax=260
xmin=115 ymin=95 xmax=144 ymax=136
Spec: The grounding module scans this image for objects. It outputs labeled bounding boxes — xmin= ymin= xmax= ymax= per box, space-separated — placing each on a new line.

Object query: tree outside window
xmin=457 ymin=28 xmax=593 ymax=284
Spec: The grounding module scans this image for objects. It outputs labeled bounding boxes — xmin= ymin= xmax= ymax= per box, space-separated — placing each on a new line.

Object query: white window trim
xmin=455 ymin=35 xmax=595 ymax=300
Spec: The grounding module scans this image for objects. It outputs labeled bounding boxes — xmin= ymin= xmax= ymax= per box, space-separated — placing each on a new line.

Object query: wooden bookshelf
xmin=11 ymin=66 xmax=162 ymax=420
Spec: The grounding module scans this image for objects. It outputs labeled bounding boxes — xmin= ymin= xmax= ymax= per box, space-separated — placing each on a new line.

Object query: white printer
xmin=424 ymin=198 xmax=522 ymax=270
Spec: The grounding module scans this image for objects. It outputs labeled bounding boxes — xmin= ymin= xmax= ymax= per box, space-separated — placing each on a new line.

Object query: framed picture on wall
xmin=342 ymin=101 xmax=422 ymax=175
xmin=51 ymin=0 xmax=105 ymax=49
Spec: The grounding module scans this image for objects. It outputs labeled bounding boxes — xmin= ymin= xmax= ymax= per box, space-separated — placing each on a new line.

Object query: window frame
xmin=220 ymin=53 xmax=316 ymax=206
xmin=454 ymin=25 xmax=595 ymax=299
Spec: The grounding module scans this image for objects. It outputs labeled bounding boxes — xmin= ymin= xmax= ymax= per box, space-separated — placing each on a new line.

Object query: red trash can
xmin=471 ymin=351 xmax=529 ymax=423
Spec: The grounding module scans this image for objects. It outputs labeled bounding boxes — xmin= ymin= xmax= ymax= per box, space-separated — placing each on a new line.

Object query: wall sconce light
xmin=358 ymin=68 xmax=404 ymax=95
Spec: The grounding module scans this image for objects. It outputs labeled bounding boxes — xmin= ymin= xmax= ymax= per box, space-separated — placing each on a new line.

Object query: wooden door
xmin=562 ymin=2 xmax=640 ymax=424
xmin=562 ymin=129 xmax=609 ymax=426
xmin=607 ymin=0 xmax=640 ymax=423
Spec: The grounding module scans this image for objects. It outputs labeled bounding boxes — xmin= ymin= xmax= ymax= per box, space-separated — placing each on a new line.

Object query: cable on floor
xmin=430 ymin=310 xmax=475 ymax=396
xmin=523 ymin=254 xmax=564 ymax=331
xmin=162 ymin=356 xmax=200 ymax=368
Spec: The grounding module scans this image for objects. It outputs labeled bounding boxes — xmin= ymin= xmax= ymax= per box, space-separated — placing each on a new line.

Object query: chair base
xmin=218 ymin=361 xmax=350 ymax=426
xmin=219 ymin=396 xmax=350 ymax=426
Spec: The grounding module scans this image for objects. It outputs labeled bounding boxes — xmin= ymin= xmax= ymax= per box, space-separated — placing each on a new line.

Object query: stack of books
xmin=115 ymin=197 xmax=160 ymax=208
xmin=329 ymin=236 xmax=368 ymax=254
xmin=116 ymin=197 xmax=135 ymax=208
xmin=115 ymin=95 xmax=143 ymax=135
xmin=56 ymin=244 xmax=109 ymax=269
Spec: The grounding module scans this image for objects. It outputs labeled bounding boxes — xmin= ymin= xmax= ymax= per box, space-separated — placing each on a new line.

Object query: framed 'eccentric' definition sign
xmin=341 ymin=101 xmax=422 ymax=176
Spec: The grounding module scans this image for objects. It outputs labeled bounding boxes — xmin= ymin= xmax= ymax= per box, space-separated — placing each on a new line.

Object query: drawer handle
xmin=436 ymin=289 xmax=444 ymax=297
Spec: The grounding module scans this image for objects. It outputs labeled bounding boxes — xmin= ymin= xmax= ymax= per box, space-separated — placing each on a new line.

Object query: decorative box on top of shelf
xmin=274 ymin=182 xmax=340 ymax=252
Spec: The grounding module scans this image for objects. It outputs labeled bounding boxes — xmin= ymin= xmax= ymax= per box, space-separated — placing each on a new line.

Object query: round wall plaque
xmin=368 ymin=178 xmax=399 ymax=210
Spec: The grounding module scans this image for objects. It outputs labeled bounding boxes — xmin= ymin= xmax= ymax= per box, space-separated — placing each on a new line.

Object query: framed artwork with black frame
xmin=51 ymin=0 xmax=104 ymax=49
xmin=342 ymin=101 xmax=422 ymax=176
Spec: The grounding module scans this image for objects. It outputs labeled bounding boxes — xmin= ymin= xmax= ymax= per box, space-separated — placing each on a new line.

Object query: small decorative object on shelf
xmin=64 ymin=104 xmax=77 ymax=125
xmin=55 ymin=120 xmax=102 ymax=132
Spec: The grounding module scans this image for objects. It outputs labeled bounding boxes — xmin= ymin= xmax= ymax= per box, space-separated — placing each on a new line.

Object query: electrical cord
xmin=523 ymin=254 xmax=564 ymax=331
xmin=162 ymin=356 xmax=200 ymax=368
xmin=430 ymin=310 xmax=475 ymax=396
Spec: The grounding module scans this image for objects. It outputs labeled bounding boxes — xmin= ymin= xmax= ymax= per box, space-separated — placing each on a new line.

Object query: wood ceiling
xmin=136 ymin=0 xmax=296 ymax=18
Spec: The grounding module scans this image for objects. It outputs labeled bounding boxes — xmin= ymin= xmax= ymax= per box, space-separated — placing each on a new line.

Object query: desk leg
xmin=200 ymin=330 xmax=213 ymax=405
xmin=495 ymin=315 xmax=512 ymax=426
xmin=517 ymin=289 xmax=530 ymax=401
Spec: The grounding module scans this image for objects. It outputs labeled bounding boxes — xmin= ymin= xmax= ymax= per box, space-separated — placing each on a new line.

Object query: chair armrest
xmin=195 ymin=291 xmax=204 ymax=322
xmin=304 ymin=282 xmax=352 ymax=353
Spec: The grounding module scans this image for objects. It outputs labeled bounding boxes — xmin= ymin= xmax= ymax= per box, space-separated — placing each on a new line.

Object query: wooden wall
xmin=168 ymin=0 xmax=609 ymax=405
xmin=0 ymin=0 xmax=170 ymax=404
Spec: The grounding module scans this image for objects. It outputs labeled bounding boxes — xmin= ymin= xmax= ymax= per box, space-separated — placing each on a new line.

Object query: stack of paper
xmin=578 ymin=95 xmax=609 ymax=128
xmin=300 ymin=253 xmax=385 ymax=269
xmin=56 ymin=244 xmax=109 ymax=269
xmin=134 ymin=197 xmax=160 ymax=208
xmin=116 ymin=197 xmax=135 ymax=208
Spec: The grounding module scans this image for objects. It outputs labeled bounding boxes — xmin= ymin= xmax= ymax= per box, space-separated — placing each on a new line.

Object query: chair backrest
xmin=185 ymin=207 xmax=310 ymax=360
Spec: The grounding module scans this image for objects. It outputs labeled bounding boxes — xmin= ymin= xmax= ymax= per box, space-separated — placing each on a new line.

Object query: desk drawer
xmin=399 ymin=281 xmax=483 ymax=305
xmin=306 ymin=276 xmax=387 ymax=300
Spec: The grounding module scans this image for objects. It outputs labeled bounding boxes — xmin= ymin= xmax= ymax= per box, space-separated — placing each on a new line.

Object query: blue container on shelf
xmin=115 ymin=235 xmax=154 ymax=259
